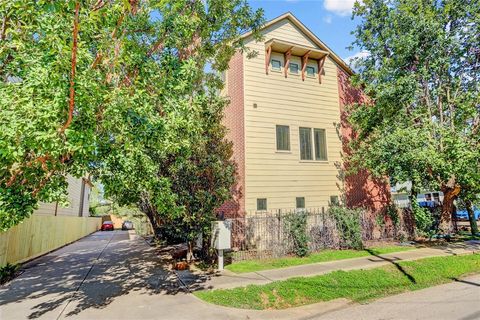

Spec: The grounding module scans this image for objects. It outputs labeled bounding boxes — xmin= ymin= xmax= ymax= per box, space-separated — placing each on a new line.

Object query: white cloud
xmin=343 ymin=50 xmax=369 ymax=66
xmin=323 ymin=15 xmax=333 ymax=24
xmin=323 ymin=0 xmax=359 ymax=16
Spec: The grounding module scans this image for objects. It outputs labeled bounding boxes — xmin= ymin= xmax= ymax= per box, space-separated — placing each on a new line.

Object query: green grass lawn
xmin=196 ymin=253 xmax=480 ymax=310
xmin=226 ymin=246 xmax=416 ymax=273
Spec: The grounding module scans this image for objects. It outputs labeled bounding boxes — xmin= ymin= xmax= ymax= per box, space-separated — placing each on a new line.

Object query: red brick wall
xmin=218 ymin=52 xmax=246 ymax=218
xmin=337 ymin=68 xmax=391 ymax=213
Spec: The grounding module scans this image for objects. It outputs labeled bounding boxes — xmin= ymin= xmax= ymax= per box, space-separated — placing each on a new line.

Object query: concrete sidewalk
xmin=1 ymin=230 xmax=478 ymax=320
xmin=180 ymin=241 xmax=480 ymax=291
xmin=313 ymin=274 xmax=480 ymax=320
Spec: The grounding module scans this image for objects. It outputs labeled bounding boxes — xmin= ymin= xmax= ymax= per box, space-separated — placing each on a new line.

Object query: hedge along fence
xmin=229 ymin=206 xmax=414 ymax=261
xmin=0 ymin=214 xmax=102 ymax=266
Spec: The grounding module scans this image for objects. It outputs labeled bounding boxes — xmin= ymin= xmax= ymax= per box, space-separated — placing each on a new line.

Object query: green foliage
xmin=347 ymin=0 xmax=480 ymax=229
xmin=0 ymin=263 xmax=18 ymax=285
xmin=284 ymin=212 xmax=310 ymax=257
xmin=226 ymin=246 xmax=415 ymax=273
xmin=411 ymin=202 xmax=434 ymax=237
xmin=0 ymin=1 xmax=264 ymax=234
xmin=330 ymin=205 xmax=363 ymax=249
xmin=196 ymin=253 xmax=480 ymax=309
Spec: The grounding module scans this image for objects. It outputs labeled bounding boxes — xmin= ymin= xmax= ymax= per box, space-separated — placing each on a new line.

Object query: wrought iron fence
xmin=228 ymin=208 xmax=343 ymax=260
xmin=227 ymin=207 xmax=413 ymax=261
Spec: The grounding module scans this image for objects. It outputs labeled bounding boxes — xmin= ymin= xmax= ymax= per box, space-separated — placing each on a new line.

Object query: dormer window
xmin=289 ymin=63 xmax=299 ymax=74
xmin=306 ymin=66 xmax=316 ymax=77
xmin=265 ymin=39 xmax=328 ymax=82
xmin=271 ymin=59 xmax=281 ymax=71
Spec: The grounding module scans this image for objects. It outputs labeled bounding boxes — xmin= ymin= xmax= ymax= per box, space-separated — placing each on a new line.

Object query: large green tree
xmin=347 ymin=0 xmax=480 ymax=233
xmin=0 ymin=0 xmax=263 ymax=236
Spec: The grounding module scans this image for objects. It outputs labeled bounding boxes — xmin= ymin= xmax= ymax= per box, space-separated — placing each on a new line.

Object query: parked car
xmin=121 ymin=221 xmax=134 ymax=230
xmin=455 ymin=207 xmax=480 ymax=220
xmin=101 ymin=221 xmax=114 ymax=231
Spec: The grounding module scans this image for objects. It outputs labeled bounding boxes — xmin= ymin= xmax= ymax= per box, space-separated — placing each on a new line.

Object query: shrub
xmin=385 ymin=204 xmax=400 ymax=228
xmin=0 ymin=263 xmax=19 ymax=285
xmin=284 ymin=212 xmax=310 ymax=257
xmin=412 ymin=202 xmax=434 ymax=237
xmin=330 ymin=205 xmax=363 ymax=249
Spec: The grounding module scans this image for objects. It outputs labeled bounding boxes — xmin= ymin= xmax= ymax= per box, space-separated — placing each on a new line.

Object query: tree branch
xmin=92 ymin=0 xmax=106 ymax=11
xmin=60 ymin=1 xmax=80 ymax=134
xmin=0 ymin=15 xmax=8 ymax=41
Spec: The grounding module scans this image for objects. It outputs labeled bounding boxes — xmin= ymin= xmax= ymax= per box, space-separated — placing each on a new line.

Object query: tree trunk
xmin=186 ymin=241 xmax=194 ymax=262
xmin=466 ymin=200 xmax=479 ymax=235
xmin=138 ymin=197 xmax=162 ymax=237
xmin=439 ymin=184 xmax=461 ymax=234
xmin=143 ymin=208 xmax=161 ymax=236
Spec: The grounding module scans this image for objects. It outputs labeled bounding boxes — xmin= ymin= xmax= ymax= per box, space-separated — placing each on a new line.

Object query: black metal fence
xmin=227 ymin=207 xmax=413 ymax=261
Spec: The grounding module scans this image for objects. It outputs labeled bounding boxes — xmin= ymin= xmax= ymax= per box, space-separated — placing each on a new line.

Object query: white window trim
xmin=275 ymin=124 xmax=291 ymax=152
xmin=289 ymin=62 xmax=300 ymax=75
xmin=295 ymin=197 xmax=306 ymax=210
xmin=271 ymin=59 xmax=282 ymax=72
xmin=256 ymin=198 xmax=268 ymax=211
xmin=298 ymin=126 xmax=329 ymax=163
xmin=306 ymin=66 xmax=316 ymax=78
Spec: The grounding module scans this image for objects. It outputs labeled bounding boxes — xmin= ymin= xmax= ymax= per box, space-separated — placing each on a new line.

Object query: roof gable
xmin=260 ymin=18 xmax=319 ymax=49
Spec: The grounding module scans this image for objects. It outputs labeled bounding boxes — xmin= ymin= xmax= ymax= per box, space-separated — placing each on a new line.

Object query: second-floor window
xmin=299 ymin=127 xmax=313 ymax=160
xmin=314 ymin=128 xmax=328 ymax=160
xmin=276 ymin=125 xmax=290 ymax=151
xmin=300 ymin=127 xmax=328 ymax=161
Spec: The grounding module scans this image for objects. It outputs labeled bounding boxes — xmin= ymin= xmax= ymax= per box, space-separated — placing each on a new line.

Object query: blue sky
xmin=247 ymin=0 xmax=363 ymax=62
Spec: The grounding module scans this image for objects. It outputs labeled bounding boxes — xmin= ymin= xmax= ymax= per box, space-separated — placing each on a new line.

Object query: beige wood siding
xmin=81 ymin=184 xmax=91 ymax=217
xmin=243 ymin=20 xmax=342 ymax=211
xmin=34 ymin=176 xmax=86 ymax=216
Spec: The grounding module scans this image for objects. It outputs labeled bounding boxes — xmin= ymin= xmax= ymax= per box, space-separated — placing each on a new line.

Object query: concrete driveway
xmin=1 ymin=230 xmax=479 ymax=320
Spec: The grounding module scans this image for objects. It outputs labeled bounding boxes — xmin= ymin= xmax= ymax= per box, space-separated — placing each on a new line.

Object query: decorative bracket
xmin=265 ymin=45 xmax=272 ymax=75
xmin=317 ymin=56 xmax=326 ymax=84
xmin=284 ymin=47 xmax=293 ymax=78
xmin=301 ymin=50 xmax=311 ymax=81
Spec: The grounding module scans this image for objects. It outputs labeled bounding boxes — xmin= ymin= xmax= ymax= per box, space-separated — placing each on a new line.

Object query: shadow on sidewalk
xmin=0 ymin=231 xmax=207 ymax=319
xmin=365 ymin=249 xmax=417 ymax=284
xmin=450 ymin=277 xmax=480 ymax=287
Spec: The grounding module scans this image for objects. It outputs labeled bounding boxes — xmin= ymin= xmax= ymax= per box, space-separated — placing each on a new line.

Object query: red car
xmin=101 ymin=221 xmax=114 ymax=231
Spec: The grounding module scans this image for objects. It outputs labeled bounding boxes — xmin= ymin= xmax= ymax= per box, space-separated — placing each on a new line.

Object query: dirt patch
xmin=260 ymin=292 xmax=270 ymax=308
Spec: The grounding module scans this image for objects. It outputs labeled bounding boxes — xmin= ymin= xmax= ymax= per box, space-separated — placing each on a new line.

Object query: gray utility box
xmin=211 ymin=220 xmax=232 ymax=250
